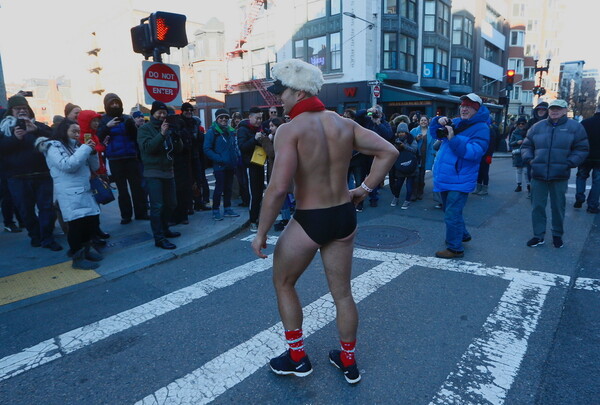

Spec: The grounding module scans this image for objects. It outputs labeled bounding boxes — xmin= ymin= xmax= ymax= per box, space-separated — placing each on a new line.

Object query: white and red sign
xmin=142 ymin=61 xmax=182 ymax=105
xmin=373 ymin=85 xmax=381 ymax=98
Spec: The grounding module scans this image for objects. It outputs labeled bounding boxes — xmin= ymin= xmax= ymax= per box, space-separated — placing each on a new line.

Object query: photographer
xmin=429 ymin=93 xmax=490 ymax=259
xmin=358 ymin=105 xmax=393 ymax=208
xmin=137 ymin=101 xmax=183 ymax=250
xmin=0 ymin=95 xmax=61 ymax=251
xmin=389 ymin=123 xmax=418 ymax=209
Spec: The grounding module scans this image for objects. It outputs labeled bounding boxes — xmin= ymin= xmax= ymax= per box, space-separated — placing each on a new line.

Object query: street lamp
xmin=343 ymin=12 xmax=375 ymax=29
xmin=533 ymin=58 xmax=551 ymax=98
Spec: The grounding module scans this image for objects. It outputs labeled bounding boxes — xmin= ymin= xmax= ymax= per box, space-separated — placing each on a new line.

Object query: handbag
xmin=90 ymin=176 xmax=115 ymax=205
xmin=250 ymin=145 xmax=267 ymax=166
xmin=394 ymin=149 xmax=418 ymax=175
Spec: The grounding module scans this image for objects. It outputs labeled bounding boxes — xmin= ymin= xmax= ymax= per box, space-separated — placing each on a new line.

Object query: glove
xmin=486 ymin=155 xmax=492 ymax=165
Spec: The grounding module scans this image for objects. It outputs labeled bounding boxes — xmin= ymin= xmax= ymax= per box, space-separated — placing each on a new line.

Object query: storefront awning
xmin=380 ymin=84 xmax=502 ymax=110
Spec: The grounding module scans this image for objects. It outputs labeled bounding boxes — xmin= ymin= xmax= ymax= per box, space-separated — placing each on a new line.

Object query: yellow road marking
xmin=0 ymin=262 xmax=100 ymax=306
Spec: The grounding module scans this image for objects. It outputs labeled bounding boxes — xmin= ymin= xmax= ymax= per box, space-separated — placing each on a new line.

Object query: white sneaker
xmin=401 ymin=201 xmax=410 ymax=210
xmin=249 ymin=222 xmax=258 ymax=232
xmin=390 ymin=197 xmax=399 ymax=207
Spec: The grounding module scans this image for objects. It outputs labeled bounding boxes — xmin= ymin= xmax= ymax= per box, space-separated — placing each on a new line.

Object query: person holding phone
xmin=36 ymin=121 xmax=103 ymax=269
xmin=137 ymin=101 xmax=183 ymax=250
xmin=0 ymin=95 xmax=61 ymax=251
xmin=97 ymin=93 xmax=148 ymax=224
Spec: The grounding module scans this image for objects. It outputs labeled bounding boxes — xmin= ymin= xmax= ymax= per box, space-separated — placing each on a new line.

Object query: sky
xmin=0 ymin=0 xmax=597 ymax=84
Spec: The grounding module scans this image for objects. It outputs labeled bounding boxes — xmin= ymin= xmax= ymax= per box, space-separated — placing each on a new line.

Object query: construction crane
xmin=222 ymin=0 xmax=280 ymax=107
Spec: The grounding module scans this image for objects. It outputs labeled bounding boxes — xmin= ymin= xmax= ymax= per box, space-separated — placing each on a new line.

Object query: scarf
xmin=288 ymin=96 xmax=325 ymax=119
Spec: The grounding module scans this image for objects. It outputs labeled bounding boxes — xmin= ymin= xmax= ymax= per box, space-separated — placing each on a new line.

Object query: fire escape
xmin=222 ymin=0 xmax=280 ymax=107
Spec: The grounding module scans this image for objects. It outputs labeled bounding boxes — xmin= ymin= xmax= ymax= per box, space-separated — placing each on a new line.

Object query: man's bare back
xmin=250 ymin=58 xmax=397 ymax=383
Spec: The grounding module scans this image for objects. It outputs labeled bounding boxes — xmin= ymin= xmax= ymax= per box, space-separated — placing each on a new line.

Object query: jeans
xmin=575 ymin=162 xmax=600 ymax=210
xmin=476 ymin=161 xmax=490 ymax=186
xmin=212 ymin=168 xmax=235 ymax=211
xmin=247 ymin=164 xmax=265 ymax=223
xmin=191 ymin=157 xmax=210 ymax=205
xmin=1 ymin=176 xmax=20 ymax=226
xmin=389 ymin=170 xmax=414 ymax=201
xmin=8 ymin=176 xmax=56 ymax=246
xmin=440 ymin=190 xmax=470 ymax=252
xmin=530 ymin=178 xmax=568 ymax=238
xmin=146 ymin=177 xmax=177 ymax=241
xmin=109 ymin=158 xmax=147 ymax=220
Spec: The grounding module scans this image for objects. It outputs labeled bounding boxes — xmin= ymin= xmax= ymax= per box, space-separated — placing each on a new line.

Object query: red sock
xmin=285 ymin=329 xmax=306 ymax=362
xmin=340 ymin=340 xmax=356 ymax=367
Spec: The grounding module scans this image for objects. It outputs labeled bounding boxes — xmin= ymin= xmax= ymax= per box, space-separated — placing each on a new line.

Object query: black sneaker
xmin=329 ymin=350 xmax=361 ymax=384
xmin=3 ymin=224 xmax=22 ymax=233
xmin=514 ymin=184 xmax=522 ymax=192
xmin=552 ymin=236 xmax=564 ymax=248
xmin=574 ymin=201 xmax=583 ymax=208
xmin=269 ymin=350 xmax=313 ymax=377
xmin=526 ymin=237 xmax=545 ymax=247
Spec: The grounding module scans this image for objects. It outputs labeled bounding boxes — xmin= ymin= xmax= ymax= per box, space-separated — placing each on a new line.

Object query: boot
xmin=72 ymin=248 xmax=100 ymax=270
xmin=472 ymin=184 xmax=482 ymax=194
xmin=84 ymin=242 xmax=104 ymax=262
xmin=479 ymin=185 xmax=488 ymax=195
xmin=514 ymin=183 xmax=522 ymax=192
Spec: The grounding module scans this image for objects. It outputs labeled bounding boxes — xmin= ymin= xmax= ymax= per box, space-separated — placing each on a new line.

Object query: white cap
xmin=460 ymin=93 xmax=483 ymax=105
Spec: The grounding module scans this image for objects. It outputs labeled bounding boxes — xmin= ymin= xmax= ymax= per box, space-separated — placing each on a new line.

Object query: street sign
xmin=373 ymin=85 xmax=381 ymax=98
xmin=367 ymin=80 xmax=380 ymax=86
xmin=143 ymin=60 xmax=182 ymax=105
xmin=375 ymin=72 xmax=388 ymax=80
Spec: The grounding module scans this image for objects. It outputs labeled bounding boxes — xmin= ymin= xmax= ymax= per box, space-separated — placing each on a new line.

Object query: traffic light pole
xmin=503 ymin=88 xmax=511 ymax=138
xmin=153 ymin=48 xmax=163 ymax=63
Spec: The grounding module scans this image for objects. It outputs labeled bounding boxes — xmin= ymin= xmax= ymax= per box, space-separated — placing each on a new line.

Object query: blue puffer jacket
xmin=430 ymin=105 xmax=490 ymax=192
xmin=98 ymin=115 xmax=138 ymax=160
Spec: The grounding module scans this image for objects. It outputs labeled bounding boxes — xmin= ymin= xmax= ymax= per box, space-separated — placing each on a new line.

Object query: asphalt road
xmin=1 ymin=157 xmax=598 ymax=404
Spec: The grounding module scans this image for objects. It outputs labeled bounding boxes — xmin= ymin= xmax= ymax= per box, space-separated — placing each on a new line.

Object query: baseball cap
xmin=548 ymin=99 xmax=568 ymax=108
xmin=459 ymin=93 xmax=483 ymax=105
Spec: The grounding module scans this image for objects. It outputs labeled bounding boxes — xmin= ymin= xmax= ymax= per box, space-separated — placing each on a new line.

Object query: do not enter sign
xmin=373 ymin=85 xmax=381 ymax=98
xmin=142 ymin=61 xmax=182 ymax=105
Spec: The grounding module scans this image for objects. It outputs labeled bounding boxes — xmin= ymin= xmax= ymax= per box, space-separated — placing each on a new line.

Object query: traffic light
xmin=150 ymin=12 xmax=188 ymax=48
xmin=131 ymin=11 xmax=188 ymax=59
xmin=506 ymin=69 xmax=515 ymax=84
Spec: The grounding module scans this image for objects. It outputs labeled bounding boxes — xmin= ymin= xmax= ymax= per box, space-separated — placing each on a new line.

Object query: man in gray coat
xmin=521 ymin=99 xmax=589 ymax=248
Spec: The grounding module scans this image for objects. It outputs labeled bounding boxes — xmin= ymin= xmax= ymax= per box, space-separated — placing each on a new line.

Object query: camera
xmin=367 ymin=111 xmax=381 ymax=119
xmin=436 ymin=123 xmax=454 ymax=139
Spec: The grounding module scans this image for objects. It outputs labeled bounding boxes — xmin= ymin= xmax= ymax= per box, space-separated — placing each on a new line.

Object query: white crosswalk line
xmin=0 ymin=256 xmax=273 ymax=382
xmin=430 ymin=280 xmax=550 ymax=405
xmin=136 ymin=260 xmax=412 ymax=404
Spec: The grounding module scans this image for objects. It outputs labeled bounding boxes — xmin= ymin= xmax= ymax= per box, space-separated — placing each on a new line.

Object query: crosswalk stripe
xmin=136 ymin=260 xmax=412 ymax=404
xmin=430 ymin=280 xmax=550 ymax=404
xmin=0 ymin=256 xmax=273 ymax=382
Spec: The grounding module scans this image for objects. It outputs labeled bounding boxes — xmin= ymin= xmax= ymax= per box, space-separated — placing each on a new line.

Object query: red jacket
xmin=77 ymin=110 xmax=107 ymax=175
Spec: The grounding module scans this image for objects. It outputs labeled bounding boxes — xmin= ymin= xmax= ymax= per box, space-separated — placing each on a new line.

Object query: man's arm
xmin=350 ymin=122 xmax=398 ymax=204
xmin=251 ymin=126 xmax=297 ymax=258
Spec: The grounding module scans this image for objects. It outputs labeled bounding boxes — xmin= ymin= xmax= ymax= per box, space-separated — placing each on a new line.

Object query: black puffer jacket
xmin=521 ymin=116 xmax=589 ymax=181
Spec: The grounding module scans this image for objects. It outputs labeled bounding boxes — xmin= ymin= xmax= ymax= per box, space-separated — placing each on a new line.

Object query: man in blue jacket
xmin=429 ymin=93 xmax=489 ymax=258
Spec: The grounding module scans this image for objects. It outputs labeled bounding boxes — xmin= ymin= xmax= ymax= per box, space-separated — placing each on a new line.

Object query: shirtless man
xmin=251 ymin=59 xmax=398 ymax=384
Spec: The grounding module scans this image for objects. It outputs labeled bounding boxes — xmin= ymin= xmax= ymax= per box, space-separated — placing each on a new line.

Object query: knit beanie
xmin=150 ymin=101 xmax=168 ymax=115
xmin=397 ymin=122 xmax=409 ymax=133
xmin=181 ymin=102 xmax=194 ymax=111
xmin=214 ymin=108 xmax=229 ymax=119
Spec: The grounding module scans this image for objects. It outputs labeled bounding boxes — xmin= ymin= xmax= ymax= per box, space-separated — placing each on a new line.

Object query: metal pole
xmin=503 ymin=88 xmax=511 ymax=138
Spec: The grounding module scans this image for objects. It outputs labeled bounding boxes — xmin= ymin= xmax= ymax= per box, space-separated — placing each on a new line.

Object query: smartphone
xmin=165 ymin=115 xmax=181 ymax=125
xmin=114 ymin=117 xmax=123 ymax=123
xmin=16 ymin=118 xmax=27 ymax=130
xmin=84 ymin=133 xmax=92 ymax=143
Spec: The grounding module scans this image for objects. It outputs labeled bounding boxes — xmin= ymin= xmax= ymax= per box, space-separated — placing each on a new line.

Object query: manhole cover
xmin=355 ymin=225 xmax=420 ymax=249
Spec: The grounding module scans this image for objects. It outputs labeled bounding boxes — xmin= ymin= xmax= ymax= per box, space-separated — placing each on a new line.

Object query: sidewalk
xmin=0 ymin=192 xmax=248 ymax=313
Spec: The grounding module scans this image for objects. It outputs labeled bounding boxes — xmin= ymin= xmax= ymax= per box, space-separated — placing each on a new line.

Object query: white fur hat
xmin=268 ymin=59 xmax=324 ymax=95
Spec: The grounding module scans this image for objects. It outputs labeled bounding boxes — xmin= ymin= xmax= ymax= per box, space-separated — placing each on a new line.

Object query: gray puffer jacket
xmin=521 ymin=116 xmax=589 ymax=181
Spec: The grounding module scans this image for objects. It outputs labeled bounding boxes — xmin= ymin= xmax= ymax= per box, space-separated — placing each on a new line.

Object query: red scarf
xmin=288 ymin=96 xmax=326 ymax=119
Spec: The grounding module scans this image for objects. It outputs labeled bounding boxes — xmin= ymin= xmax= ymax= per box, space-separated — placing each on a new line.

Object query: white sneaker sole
xmin=270 ymin=365 xmax=313 ymax=377
xmin=329 ymin=358 xmax=362 ymax=384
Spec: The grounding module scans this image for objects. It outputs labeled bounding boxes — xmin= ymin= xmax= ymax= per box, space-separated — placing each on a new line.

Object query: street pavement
xmin=0 ymin=169 xmax=247 ymax=313
xmin=1 ymin=155 xmax=599 ymax=404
